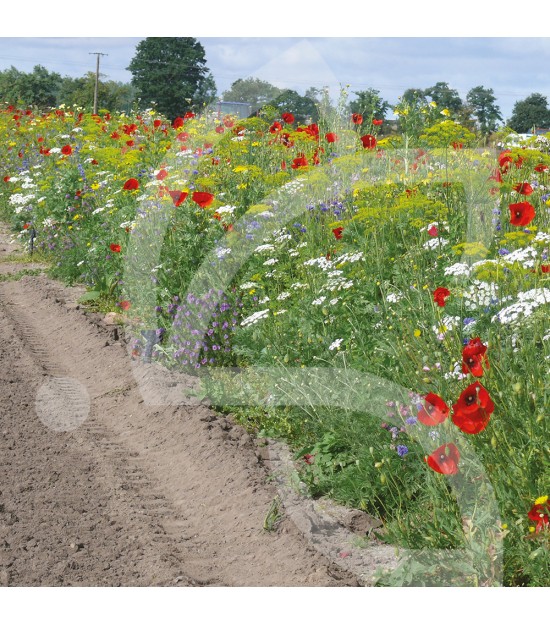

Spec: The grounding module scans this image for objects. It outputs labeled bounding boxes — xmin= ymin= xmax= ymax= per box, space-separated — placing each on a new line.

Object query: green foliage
xmin=221 ymin=77 xmax=283 ymax=111
xmin=508 ymin=93 xmax=550 ymax=133
xmin=127 ymin=37 xmax=216 ymax=120
xmin=466 ymin=85 xmax=503 ymax=136
xmin=0 ymin=64 xmax=62 ymax=108
xmin=265 ymin=89 xmax=318 ymax=124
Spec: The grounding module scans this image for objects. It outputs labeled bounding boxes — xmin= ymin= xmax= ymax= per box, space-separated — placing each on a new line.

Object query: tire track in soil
xmin=0 ymin=227 xmax=360 ymax=587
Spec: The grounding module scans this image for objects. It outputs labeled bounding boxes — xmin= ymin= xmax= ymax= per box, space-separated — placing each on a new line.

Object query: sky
xmin=1 ymin=3 xmax=550 ymax=122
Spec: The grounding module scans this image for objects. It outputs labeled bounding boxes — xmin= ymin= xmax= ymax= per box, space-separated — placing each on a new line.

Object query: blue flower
xmin=397 ymin=445 xmax=409 ymax=457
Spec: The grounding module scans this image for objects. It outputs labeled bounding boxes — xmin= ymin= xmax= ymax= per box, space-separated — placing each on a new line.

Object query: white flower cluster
xmin=501 ymin=246 xmax=538 ymax=269
xmin=217 ymin=204 xmax=236 ymax=215
xmin=323 ymin=275 xmax=354 ymax=292
xmin=492 ymin=288 xmax=550 ymax=325
xmin=386 ymin=292 xmax=402 ymax=303
xmin=216 ymin=247 xmax=232 ymax=259
xmin=337 ymin=251 xmax=365 ymax=265
xmin=444 ymin=262 xmax=472 ymax=278
xmin=312 ymin=296 xmax=326 ymax=306
xmin=254 ymin=244 xmax=275 ymax=253
xmin=328 ymin=338 xmax=343 ymax=351
xmin=9 ymin=192 xmax=35 ymax=214
xmin=423 ymin=238 xmax=449 ymax=250
xmin=444 ymin=361 xmax=469 ymax=381
xmin=462 ymin=280 xmax=499 ymax=310
xmin=263 ymin=258 xmax=278 ymax=266
xmin=432 ymin=315 xmax=461 ymax=336
xmin=276 ymin=292 xmax=291 ymax=301
xmin=281 ymin=177 xmax=306 ymax=194
xmin=239 ymin=281 xmax=257 ymax=290
xmin=303 ymin=256 xmax=334 ymax=271
xmin=534 ymin=231 xmax=550 ymax=244
xmin=241 ymin=309 xmax=269 ymax=327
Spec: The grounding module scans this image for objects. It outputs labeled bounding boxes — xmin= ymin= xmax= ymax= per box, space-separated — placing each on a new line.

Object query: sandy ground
xmin=0 ymin=225 xmax=380 ymax=587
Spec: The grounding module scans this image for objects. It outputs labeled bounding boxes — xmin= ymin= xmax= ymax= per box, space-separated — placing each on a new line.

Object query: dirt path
xmin=0 ymin=225 xmax=364 ymax=587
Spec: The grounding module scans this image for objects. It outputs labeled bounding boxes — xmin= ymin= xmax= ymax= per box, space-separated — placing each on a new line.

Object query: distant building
xmin=214 ymin=101 xmax=252 ymax=119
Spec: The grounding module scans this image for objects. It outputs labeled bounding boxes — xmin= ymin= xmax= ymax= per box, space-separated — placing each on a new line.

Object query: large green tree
xmin=466 ymin=86 xmax=502 ymax=136
xmin=0 ymin=65 xmax=62 ymax=108
xmin=348 ymin=88 xmax=389 ymax=122
xmin=266 ymin=89 xmax=318 ymax=124
xmin=221 ymin=77 xmax=283 ymax=112
xmin=423 ymin=82 xmax=463 ymax=115
xmin=127 ymin=37 xmax=216 ymax=120
xmin=508 ymin=93 xmax=550 ymax=133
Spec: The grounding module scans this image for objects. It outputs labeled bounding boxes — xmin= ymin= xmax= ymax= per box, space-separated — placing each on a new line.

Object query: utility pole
xmin=89 ymin=52 xmax=108 ymax=115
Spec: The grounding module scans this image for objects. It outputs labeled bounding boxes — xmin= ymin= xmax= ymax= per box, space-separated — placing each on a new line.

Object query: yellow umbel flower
xmin=535 ymin=495 xmax=548 ymax=506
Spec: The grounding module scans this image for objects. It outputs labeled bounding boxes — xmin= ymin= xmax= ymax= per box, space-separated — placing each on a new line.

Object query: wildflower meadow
xmin=0 ymin=92 xmax=548 ymax=586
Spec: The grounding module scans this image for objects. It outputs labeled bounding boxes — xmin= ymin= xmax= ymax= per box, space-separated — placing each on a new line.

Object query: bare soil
xmin=0 ymin=225 xmax=376 ymax=587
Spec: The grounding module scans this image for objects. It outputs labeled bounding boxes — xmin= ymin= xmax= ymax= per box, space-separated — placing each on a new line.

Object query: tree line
xmin=1 ymin=37 xmax=549 ymax=136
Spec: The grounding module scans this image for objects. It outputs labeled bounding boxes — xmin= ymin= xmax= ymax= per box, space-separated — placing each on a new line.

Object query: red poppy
xmin=535 ymin=163 xmax=549 ymax=173
xmin=509 ymin=201 xmax=535 ymax=226
xmin=168 ymin=190 xmax=188 ymax=206
xmin=489 ymin=168 xmax=503 ymax=184
xmin=183 ymin=111 xmax=195 ymax=119
xmin=111 ymin=131 xmax=120 ymax=140
xmin=172 ymin=117 xmax=184 ymax=129
xmin=372 ymin=119 xmax=383 ymax=126
xmin=126 ymin=140 xmax=135 ymax=147
xmin=527 ymin=500 xmax=549 ymax=533
xmin=291 ymin=154 xmax=308 ymax=169
xmin=110 ymin=243 xmax=121 ymax=253
xmin=123 ymin=178 xmax=139 ymax=191
xmin=361 ymin=134 xmax=377 ymax=149
xmin=325 ymin=132 xmax=339 ymax=143
xmin=176 ymin=132 xmax=189 ymax=142
xmin=23 ymin=223 xmax=30 ymax=229
xmin=223 ymin=116 xmax=234 ymax=128
xmin=462 ymin=337 xmax=489 ymax=377
xmin=191 ymin=191 xmax=214 ymax=208
xmin=332 ymin=226 xmax=344 ymax=240
xmin=37 ymin=136 xmax=44 ymax=143
xmin=452 ymin=382 xmax=494 ymax=435
xmin=428 ymin=225 xmax=438 ymax=237
xmin=61 ymin=145 xmax=72 ymax=155
xmin=281 ymin=160 xmax=286 ymax=170
xmin=297 ymin=123 xmax=319 ymax=140
xmin=541 ymin=265 xmax=550 ymax=273
xmin=281 ymin=133 xmax=294 ymax=148
xmin=351 ymin=113 xmax=363 ymax=125
xmin=426 ymin=443 xmax=460 ymax=475
xmin=215 ymin=125 xmax=225 ymax=134
xmin=433 ymin=287 xmax=451 ymax=307
xmin=452 ymin=142 xmax=464 ymax=150
xmin=498 ymin=150 xmax=512 ymax=172
xmin=123 ymin=123 xmax=137 ymax=135
xmin=418 ymin=393 xmax=450 ymax=426
xmin=270 ymin=121 xmax=282 ymax=134
xmin=303 ymin=454 xmax=315 ymax=465
xmin=513 ymin=182 xmax=533 ymax=195
xmin=153 ymin=119 xmax=162 ymax=128
xmin=119 ymin=300 xmax=131 ymax=311
xmin=156 ymin=169 xmax=168 ymax=181
xmin=3 ymin=176 xmax=10 ymax=182
xmin=91 ymin=159 xmax=99 ymax=165
xmin=282 ymin=112 xmax=294 ymax=124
